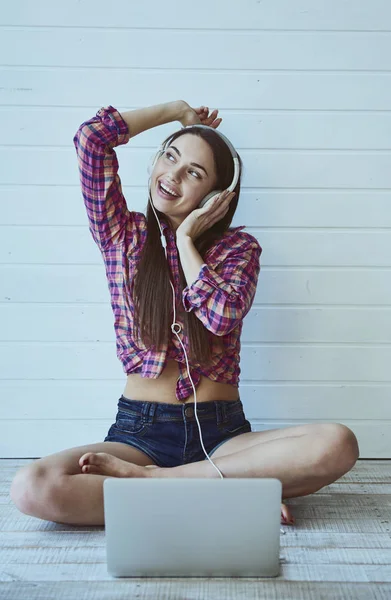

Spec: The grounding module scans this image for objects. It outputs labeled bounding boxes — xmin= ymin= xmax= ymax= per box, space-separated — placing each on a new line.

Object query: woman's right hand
xmin=178 ymin=100 xmax=223 ymax=129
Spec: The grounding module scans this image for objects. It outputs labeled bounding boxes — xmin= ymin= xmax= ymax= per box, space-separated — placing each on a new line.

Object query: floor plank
xmin=0 ymin=581 xmax=390 ymax=600
xmin=1 ymin=458 xmax=390 ymax=598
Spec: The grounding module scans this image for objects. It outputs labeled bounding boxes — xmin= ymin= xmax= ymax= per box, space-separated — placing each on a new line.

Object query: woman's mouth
xmin=157 ymin=181 xmax=180 ymax=201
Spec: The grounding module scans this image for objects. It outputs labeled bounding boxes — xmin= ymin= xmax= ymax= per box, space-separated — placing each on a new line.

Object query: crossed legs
xmin=10 ymin=422 xmax=359 ymax=526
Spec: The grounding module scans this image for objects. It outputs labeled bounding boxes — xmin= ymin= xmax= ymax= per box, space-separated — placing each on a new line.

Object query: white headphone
xmin=147 ymin=124 xmax=241 ymax=479
xmin=148 ymin=124 xmax=240 ymax=208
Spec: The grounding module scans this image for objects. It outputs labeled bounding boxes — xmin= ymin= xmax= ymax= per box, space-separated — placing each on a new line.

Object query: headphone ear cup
xmin=198 ymin=190 xmax=221 ymax=209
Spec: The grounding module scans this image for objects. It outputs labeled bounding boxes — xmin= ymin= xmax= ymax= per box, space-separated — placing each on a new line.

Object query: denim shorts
xmin=103 ymin=394 xmax=252 ymax=468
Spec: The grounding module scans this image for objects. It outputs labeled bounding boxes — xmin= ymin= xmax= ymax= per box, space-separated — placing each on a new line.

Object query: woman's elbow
xmin=212 ymin=316 xmax=243 ymax=337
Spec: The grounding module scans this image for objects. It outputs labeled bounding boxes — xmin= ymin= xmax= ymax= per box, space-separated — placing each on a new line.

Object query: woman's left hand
xmin=179 ymin=102 xmax=223 ymax=128
xmin=176 ymin=189 xmax=236 ymax=242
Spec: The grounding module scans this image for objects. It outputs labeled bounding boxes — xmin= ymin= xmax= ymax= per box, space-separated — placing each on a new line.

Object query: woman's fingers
xmin=211 ymin=117 xmax=222 ymax=128
xmin=215 ymin=189 xmax=234 ymax=203
xmin=201 ymin=108 xmax=218 ymax=124
xmin=209 ymin=202 xmax=230 ymax=227
xmin=204 ymin=190 xmax=233 ymax=214
xmin=206 ymin=109 xmax=218 ymax=123
xmin=194 ymin=107 xmax=222 ymax=128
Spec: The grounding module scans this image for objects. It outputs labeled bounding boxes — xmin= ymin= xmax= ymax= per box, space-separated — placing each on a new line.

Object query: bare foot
xmin=78 ymin=452 xmax=159 ymax=478
xmin=79 ymin=453 xmax=295 ymax=525
xmin=281 ymin=502 xmax=295 ymax=525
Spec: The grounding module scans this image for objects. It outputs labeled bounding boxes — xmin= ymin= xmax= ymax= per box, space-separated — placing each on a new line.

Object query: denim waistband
xmin=118 ymin=395 xmax=244 ymax=425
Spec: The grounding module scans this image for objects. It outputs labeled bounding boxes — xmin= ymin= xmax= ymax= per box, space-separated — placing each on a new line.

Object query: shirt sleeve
xmin=73 ymin=105 xmax=132 ymax=250
xmin=181 ymin=238 xmax=262 ymax=336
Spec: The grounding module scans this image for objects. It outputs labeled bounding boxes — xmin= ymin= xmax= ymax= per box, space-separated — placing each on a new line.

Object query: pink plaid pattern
xmin=73 ymin=105 xmax=262 ymax=401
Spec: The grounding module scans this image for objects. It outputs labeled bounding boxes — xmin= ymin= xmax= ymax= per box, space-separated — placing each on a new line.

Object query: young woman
xmin=10 ymin=100 xmax=359 ymax=527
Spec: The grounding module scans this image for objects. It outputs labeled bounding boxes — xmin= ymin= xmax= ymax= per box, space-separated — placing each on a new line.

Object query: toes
xmin=81 ymin=463 xmax=101 ymax=474
xmin=79 ymin=452 xmax=106 ymax=469
xmin=281 ymin=503 xmax=295 ymax=525
xmin=79 ymin=452 xmax=95 ymax=467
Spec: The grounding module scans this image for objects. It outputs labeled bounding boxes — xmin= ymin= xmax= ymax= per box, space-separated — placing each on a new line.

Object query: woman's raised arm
xmin=119 ymin=100 xmax=185 ymax=137
xmin=73 ymin=102 xmax=185 ymax=251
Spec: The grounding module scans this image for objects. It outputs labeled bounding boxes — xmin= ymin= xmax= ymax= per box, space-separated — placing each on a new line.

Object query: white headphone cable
xmin=148 ymin=182 xmax=224 ymax=479
xmin=148 ymin=179 xmax=287 ymax=533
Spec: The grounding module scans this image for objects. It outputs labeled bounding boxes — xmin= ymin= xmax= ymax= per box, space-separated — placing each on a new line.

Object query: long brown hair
xmin=132 ymin=126 xmax=243 ymax=368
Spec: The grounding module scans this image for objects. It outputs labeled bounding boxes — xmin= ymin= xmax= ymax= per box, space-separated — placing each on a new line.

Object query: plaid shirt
xmin=73 ymin=105 xmax=262 ymax=401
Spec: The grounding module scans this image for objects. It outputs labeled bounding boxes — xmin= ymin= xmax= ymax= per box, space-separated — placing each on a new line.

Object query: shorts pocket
xmin=115 ymin=407 xmax=148 ymax=435
xmin=218 ymin=412 xmax=251 ymax=436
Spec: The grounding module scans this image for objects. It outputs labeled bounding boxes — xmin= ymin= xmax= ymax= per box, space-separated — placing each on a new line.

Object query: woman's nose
xmin=170 ymin=167 xmax=182 ymax=181
xmin=169 ymin=164 xmax=186 ymax=181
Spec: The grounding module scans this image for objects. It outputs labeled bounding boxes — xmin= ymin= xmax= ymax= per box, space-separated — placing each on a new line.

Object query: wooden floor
xmin=0 ymin=459 xmax=390 ymax=599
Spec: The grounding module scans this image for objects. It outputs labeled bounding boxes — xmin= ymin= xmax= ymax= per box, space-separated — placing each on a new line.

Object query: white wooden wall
xmin=1 ymin=1 xmax=390 ymax=458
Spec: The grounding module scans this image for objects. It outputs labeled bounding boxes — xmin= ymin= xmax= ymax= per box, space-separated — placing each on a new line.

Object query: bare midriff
xmin=122 ymin=358 xmax=239 ymax=404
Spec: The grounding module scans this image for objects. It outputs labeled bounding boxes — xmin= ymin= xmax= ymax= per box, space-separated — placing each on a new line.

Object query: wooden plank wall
xmin=0 ymin=1 xmax=390 ymax=457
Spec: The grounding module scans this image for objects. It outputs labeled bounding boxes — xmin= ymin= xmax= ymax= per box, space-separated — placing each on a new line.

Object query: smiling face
xmin=150 ymin=133 xmax=218 ymax=232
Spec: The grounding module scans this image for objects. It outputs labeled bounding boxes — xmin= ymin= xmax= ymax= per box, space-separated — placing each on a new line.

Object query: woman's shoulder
xmin=205 ymin=226 xmax=262 ymax=263
xmin=224 ymin=226 xmax=262 ymax=252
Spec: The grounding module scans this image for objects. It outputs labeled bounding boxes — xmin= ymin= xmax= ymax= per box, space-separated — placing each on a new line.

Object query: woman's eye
xmin=165 ymin=152 xmax=200 ymax=179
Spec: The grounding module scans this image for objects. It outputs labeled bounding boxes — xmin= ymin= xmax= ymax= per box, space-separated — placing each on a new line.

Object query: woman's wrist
xmin=172 ymin=100 xmax=186 ymax=124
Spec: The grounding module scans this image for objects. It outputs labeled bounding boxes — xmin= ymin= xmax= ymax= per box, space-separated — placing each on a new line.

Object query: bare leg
xmin=78 ymin=451 xmax=297 ymax=525
xmin=79 ymin=430 xmax=350 ymax=527
xmin=10 ymin=441 xmax=157 ymax=526
xmin=80 ymin=429 xmax=357 ymax=501
xmin=80 ymin=435 xmax=328 ymax=496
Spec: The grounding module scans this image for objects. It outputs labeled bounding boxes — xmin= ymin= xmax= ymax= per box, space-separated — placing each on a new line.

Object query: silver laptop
xmin=104 ymin=477 xmax=282 ymax=577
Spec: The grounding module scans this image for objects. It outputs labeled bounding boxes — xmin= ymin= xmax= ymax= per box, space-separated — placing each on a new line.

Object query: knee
xmin=10 ymin=463 xmax=64 ymax=520
xmin=318 ymin=423 xmax=360 ymax=475
xmin=10 ymin=463 xmax=46 ymax=516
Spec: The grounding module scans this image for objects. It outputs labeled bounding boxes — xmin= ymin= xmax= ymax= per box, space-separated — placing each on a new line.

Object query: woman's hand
xmin=178 ymin=101 xmax=223 ymax=129
xmin=176 ymin=188 xmax=236 ymax=242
